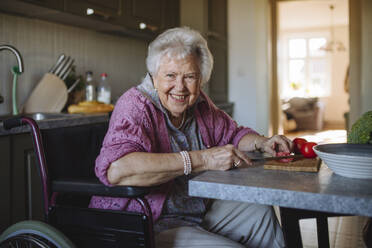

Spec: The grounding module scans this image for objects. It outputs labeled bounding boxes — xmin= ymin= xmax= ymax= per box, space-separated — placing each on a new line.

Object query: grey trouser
xmin=155 ymin=200 xmax=286 ymax=248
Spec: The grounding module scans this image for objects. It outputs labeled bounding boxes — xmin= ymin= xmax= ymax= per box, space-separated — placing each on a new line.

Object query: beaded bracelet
xmin=180 ymin=151 xmax=192 ymax=175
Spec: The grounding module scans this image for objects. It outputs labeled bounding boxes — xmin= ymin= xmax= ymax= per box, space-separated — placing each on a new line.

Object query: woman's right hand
xmin=199 ymin=144 xmax=252 ymax=171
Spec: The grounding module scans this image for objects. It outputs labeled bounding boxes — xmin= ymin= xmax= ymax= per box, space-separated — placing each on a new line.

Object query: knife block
xmin=24 ymin=73 xmax=68 ymax=113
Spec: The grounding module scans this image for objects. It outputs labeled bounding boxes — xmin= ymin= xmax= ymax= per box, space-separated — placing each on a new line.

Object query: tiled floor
xmin=284 ymin=127 xmax=368 ymax=248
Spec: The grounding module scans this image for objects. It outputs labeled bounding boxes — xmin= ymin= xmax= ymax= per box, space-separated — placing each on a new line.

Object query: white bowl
xmin=313 ymin=143 xmax=372 ymax=179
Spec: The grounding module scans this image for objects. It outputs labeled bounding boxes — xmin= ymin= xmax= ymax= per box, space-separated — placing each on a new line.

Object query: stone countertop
xmin=189 ymin=163 xmax=372 ymax=217
xmin=0 ymin=113 xmax=109 ymax=136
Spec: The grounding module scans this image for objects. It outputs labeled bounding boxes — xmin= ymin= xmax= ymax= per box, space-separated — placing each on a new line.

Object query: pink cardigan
xmin=89 ymin=87 xmax=257 ymax=221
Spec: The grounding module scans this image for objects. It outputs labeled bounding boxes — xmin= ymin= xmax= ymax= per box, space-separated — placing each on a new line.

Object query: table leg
xmin=316 ymin=216 xmax=330 ymax=248
xmin=279 ymin=207 xmax=303 ymax=248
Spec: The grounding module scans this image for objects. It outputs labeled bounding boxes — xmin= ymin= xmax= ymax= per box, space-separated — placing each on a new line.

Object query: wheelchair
xmin=0 ymin=116 xmax=155 ymax=248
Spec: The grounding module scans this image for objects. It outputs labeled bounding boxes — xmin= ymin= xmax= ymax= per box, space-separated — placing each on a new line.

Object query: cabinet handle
xmin=86 ymin=8 xmax=111 ymax=20
xmin=139 ymin=22 xmax=158 ymax=32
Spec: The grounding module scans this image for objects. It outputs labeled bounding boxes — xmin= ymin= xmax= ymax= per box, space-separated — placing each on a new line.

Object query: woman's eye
xmin=185 ymin=75 xmax=197 ymax=82
xmin=165 ymin=74 xmax=175 ymax=79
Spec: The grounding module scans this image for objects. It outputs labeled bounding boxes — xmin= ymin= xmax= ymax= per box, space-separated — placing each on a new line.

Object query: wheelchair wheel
xmin=0 ymin=220 xmax=75 ymax=248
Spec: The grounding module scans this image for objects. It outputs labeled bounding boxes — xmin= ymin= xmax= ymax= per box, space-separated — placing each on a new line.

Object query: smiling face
xmin=153 ymin=54 xmax=201 ymax=118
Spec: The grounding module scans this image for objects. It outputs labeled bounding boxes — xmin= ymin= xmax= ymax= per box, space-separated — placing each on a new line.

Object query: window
xmin=280 ymin=33 xmax=331 ymax=99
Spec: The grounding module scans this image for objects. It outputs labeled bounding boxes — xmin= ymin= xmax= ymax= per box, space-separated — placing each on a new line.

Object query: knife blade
xmin=61 ymin=67 xmax=72 ymax=81
xmin=67 ymin=78 xmax=81 ymax=93
xmin=54 ymin=56 xmax=70 ymax=77
xmin=58 ymin=58 xmax=74 ymax=79
xmin=250 ymin=154 xmax=304 ymax=161
xmin=49 ymin=54 xmax=65 ymax=74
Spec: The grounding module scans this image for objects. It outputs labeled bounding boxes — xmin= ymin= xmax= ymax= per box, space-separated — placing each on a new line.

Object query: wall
xmin=228 ymin=0 xmax=270 ymax=135
xmin=181 ymin=0 xmax=271 ymax=135
xmin=323 ymin=26 xmax=349 ymax=125
xmin=0 ymin=13 xmax=148 ymax=115
xmin=349 ymin=0 xmax=372 ymax=125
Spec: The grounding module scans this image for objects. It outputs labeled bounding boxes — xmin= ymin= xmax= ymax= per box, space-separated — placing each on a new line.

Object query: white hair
xmin=146 ymin=27 xmax=213 ymax=86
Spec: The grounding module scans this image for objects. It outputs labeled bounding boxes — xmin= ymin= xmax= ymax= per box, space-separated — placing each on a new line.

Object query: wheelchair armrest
xmin=52 ymin=178 xmax=151 ymax=198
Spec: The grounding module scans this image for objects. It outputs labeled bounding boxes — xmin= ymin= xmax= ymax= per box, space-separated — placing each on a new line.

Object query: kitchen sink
xmin=0 ymin=112 xmax=82 ymax=122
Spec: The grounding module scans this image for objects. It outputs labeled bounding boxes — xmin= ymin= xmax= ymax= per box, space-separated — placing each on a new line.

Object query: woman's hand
xmin=199 ymin=144 xmax=252 ymax=171
xmin=260 ymin=135 xmax=293 ymax=156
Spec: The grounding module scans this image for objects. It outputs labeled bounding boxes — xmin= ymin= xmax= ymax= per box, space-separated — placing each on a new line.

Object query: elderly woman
xmin=90 ymin=27 xmax=292 ymax=248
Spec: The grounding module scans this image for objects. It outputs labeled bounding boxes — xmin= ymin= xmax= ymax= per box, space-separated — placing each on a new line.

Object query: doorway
xmin=275 ymin=0 xmax=349 ymax=135
xmin=271 ymin=1 xmax=367 ymax=247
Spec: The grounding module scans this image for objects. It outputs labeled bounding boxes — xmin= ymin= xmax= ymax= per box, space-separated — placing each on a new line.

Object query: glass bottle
xmin=97 ymin=73 xmax=111 ymax=104
xmin=85 ymin=71 xmax=96 ymax=102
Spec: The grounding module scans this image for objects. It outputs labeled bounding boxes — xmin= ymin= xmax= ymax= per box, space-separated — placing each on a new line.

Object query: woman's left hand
xmin=261 ymin=135 xmax=293 ymax=156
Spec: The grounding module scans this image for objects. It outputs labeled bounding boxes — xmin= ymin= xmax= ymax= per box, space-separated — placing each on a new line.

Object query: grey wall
xmin=0 ymin=13 xmax=148 ymax=115
xmin=349 ymin=0 xmax=372 ymax=125
xmin=228 ymin=0 xmax=270 ymax=135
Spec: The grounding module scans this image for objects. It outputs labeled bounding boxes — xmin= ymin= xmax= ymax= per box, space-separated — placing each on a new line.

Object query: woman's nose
xmin=174 ymin=76 xmax=186 ymax=90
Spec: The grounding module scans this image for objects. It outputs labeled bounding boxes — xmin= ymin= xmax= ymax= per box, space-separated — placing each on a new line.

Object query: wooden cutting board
xmin=264 ymin=158 xmax=321 ymax=172
xmin=24 ymin=73 xmax=68 ymax=113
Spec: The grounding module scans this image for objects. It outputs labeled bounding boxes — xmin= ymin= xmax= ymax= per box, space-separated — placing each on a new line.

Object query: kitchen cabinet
xmin=64 ymin=0 xmax=123 ymax=25
xmin=123 ymin=0 xmax=179 ymax=34
xmin=207 ymin=0 xmax=228 ymax=103
xmin=0 ymin=0 xmax=180 ymax=40
xmin=0 ymin=133 xmax=43 ymax=233
xmin=0 ymin=136 xmax=11 ymax=232
xmin=18 ymin=0 xmax=64 ymax=10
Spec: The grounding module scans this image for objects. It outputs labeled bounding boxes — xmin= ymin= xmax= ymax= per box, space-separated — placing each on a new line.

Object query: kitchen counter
xmin=0 ymin=113 xmax=109 ymax=136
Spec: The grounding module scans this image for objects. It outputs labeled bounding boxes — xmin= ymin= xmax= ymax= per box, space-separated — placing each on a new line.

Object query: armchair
xmin=283 ymin=97 xmax=325 ymax=131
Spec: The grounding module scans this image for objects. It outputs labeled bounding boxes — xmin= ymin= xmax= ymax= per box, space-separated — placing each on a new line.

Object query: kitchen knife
xmin=250 ymin=154 xmax=304 ymax=161
xmin=58 ymin=58 xmax=74 ymax=79
xmin=61 ymin=67 xmax=72 ymax=81
xmin=54 ymin=56 xmax=70 ymax=77
xmin=49 ymin=54 xmax=65 ymax=74
xmin=67 ymin=78 xmax=81 ymax=93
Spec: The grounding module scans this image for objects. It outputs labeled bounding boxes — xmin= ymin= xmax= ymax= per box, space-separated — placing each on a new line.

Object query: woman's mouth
xmin=170 ymin=94 xmax=188 ymax=102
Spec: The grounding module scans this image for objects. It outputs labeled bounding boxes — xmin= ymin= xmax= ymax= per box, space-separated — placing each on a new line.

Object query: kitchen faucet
xmin=0 ymin=45 xmax=24 ymax=114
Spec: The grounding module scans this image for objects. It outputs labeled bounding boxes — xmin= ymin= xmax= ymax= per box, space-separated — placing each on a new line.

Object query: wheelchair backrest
xmin=41 ymin=122 xmax=108 ymax=181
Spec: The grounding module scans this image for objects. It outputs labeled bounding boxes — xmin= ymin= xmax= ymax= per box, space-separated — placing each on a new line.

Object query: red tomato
xmin=300 ymin=142 xmax=317 ymax=158
xmin=293 ymin=138 xmax=307 ymax=154
xmin=276 ymin=151 xmax=294 ymax=163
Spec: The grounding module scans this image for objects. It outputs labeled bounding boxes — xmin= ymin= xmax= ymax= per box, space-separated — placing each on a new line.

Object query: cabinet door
xmin=64 ymin=0 xmax=123 ymax=25
xmin=123 ymin=0 xmax=179 ymax=36
xmin=11 ymin=134 xmax=44 ymax=224
xmin=207 ymin=0 xmax=227 ymax=41
xmin=208 ymin=39 xmax=228 ymax=103
xmin=0 ymin=137 xmax=11 ymax=232
xmin=19 ymin=0 xmax=64 ymax=10
xmin=11 ymin=134 xmax=31 ymax=224
xmin=124 ymin=0 xmax=165 ymax=33
xmin=207 ymin=0 xmax=228 ymax=103
xmin=162 ymin=0 xmax=180 ymax=30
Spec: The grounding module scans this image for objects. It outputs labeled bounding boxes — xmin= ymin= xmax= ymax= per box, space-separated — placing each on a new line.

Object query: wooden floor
xmin=282 ymin=125 xmax=368 ymax=248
